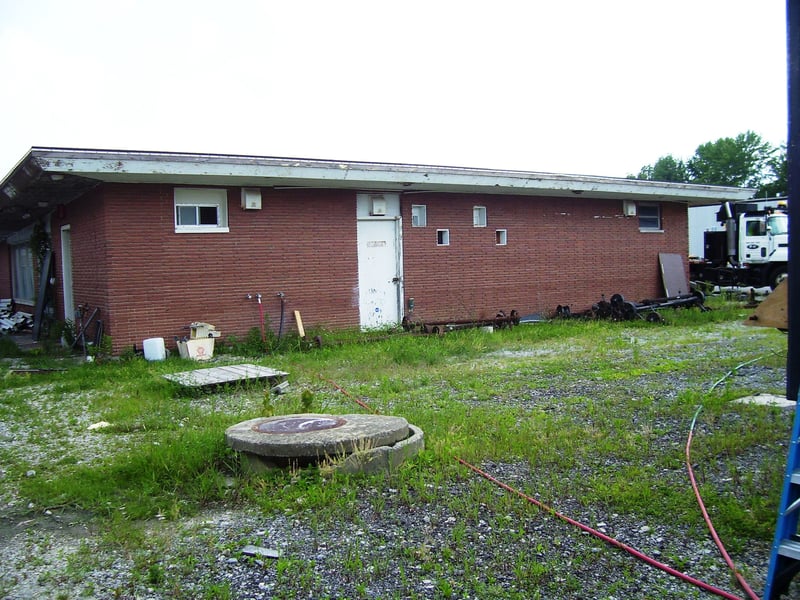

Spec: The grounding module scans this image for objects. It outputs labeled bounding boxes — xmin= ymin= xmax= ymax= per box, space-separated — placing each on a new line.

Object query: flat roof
xmin=0 ymin=147 xmax=755 ymax=240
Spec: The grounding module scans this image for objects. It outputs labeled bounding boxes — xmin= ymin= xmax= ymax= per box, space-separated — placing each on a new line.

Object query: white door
xmin=357 ymin=218 xmax=402 ymax=329
xmin=740 ymin=216 xmax=768 ymax=264
xmin=60 ymin=225 xmax=75 ymax=321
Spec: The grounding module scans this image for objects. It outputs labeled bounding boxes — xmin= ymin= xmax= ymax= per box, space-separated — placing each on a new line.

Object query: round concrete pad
xmin=225 ymin=413 xmax=410 ymax=459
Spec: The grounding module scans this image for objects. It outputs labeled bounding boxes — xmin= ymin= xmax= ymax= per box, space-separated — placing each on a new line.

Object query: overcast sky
xmin=0 ymin=0 xmax=788 ymax=180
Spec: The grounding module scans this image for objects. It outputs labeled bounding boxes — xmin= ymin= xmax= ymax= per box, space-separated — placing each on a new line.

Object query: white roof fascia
xmin=27 ymin=147 xmax=755 ymax=205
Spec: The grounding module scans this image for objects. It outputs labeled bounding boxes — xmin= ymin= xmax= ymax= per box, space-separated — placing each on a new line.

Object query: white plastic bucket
xmin=142 ymin=337 xmax=167 ymax=361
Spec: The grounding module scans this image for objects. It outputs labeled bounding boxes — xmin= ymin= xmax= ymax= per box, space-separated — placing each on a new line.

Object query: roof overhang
xmin=0 ymin=147 xmax=756 ymax=241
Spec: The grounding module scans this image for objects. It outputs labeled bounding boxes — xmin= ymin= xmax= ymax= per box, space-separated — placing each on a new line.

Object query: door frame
xmin=60 ymin=224 xmax=74 ymax=321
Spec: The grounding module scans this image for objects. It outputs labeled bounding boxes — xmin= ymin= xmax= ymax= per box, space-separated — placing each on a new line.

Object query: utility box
xmin=241 ymin=188 xmax=262 ymax=210
xmin=623 ymin=200 xmax=637 ymax=216
xmin=371 ymin=196 xmax=387 ymax=216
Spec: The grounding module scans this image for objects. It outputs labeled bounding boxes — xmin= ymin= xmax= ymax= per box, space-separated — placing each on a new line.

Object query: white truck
xmin=689 ymin=200 xmax=789 ymax=290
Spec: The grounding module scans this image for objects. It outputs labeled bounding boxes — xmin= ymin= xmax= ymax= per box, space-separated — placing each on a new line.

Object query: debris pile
xmin=176 ymin=321 xmax=221 ymax=361
xmin=556 ymin=292 xmax=708 ymax=322
xmin=0 ymin=299 xmax=33 ymax=334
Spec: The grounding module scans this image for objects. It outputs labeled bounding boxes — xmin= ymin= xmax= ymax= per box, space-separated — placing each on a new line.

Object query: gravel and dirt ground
xmin=0 ymin=321 xmax=796 ymax=600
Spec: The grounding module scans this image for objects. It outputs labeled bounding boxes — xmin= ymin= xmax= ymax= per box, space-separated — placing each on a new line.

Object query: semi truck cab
xmin=740 ymin=211 xmax=789 ymax=266
xmin=692 ymin=201 xmax=788 ymax=289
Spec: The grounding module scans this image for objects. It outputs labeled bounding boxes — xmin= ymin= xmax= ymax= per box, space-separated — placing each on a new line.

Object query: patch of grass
xmin=1 ymin=297 xmax=792 ymax=595
xmin=20 ymin=423 xmax=237 ymax=519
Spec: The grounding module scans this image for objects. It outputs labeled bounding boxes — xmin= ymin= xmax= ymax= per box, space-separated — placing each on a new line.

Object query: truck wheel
xmin=769 ymin=267 xmax=788 ymax=290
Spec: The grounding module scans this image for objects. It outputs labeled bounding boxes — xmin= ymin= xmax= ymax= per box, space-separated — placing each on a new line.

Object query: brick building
xmin=0 ymin=148 xmax=753 ymax=354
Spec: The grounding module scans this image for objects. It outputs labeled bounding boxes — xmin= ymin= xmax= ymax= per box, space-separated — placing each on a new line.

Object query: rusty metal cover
xmin=254 ymin=416 xmax=346 ymax=434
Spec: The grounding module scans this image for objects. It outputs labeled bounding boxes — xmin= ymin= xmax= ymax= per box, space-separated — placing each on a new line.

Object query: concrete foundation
xmin=225 ymin=413 xmax=424 ymax=474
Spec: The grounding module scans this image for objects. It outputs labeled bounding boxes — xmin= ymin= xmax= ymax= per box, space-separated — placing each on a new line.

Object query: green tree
xmin=631 ymin=154 xmax=689 ymax=182
xmin=756 ymin=145 xmax=787 ymax=198
xmin=686 ymin=130 xmax=775 ymax=188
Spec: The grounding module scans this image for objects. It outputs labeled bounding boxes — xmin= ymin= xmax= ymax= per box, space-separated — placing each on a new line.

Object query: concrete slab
xmin=733 ymin=393 xmax=795 ymax=408
xmin=337 ymin=424 xmax=425 ymax=475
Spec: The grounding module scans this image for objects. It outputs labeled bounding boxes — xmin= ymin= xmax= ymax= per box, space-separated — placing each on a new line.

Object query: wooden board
xmin=659 ymin=253 xmax=690 ymax=297
xmin=163 ymin=363 xmax=288 ymax=388
xmin=294 ymin=310 xmax=305 ymax=338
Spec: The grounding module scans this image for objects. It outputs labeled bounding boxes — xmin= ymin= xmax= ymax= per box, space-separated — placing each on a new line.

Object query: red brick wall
xmin=401 ymin=193 xmax=689 ymax=322
xmin=51 ymin=186 xmax=111 ymax=329
xmin=62 ymin=184 xmax=360 ymax=354
xmin=45 ymin=183 xmax=690 ymax=354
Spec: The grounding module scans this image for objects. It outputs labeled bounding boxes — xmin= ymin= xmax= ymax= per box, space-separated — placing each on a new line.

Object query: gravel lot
xmin=0 ymin=323 xmax=797 ymax=600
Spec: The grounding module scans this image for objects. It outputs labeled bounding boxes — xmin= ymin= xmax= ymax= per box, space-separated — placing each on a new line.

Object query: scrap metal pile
xmin=0 ymin=299 xmax=33 ymax=334
xmin=555 ymin=291 xmax=708 ymax=322
xmin=400 ymin=289 xmax=707 ymax=335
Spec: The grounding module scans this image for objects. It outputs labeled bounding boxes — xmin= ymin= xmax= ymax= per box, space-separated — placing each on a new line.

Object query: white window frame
xmin=411 ymin=204 xmax=427 ymax=227
xmin=495 ymin=229 xmax=508 ymax=246
xmin=11 ymin=243 xmax=35 ymax=303
xmin=638 ymin=203 xmax=662 ymax=231
xmin=174 ymin=188 xmax=229 ymax=233
xmin=473 ymin=206 xmax=487 ymax=227
xmin=436 ymin=229 xmax=450 ymax=246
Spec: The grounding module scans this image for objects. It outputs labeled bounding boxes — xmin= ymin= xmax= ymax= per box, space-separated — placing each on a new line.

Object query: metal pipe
xmin=256 ymin=293 xmax=265 ymax=342
xmin=787 ymin=0 xmax=800 ymax=413
xmin=326 ymin=373 xmax=746 ymax=598
xmin=320 ymin=376 xmax=379 ymax=414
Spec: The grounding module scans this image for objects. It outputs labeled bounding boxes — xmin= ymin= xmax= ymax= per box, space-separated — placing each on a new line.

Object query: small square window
xmin=411 ymin=204 xmax=427 ymax=227
xmin=174 ymin=188 xmax=229 ymax=233
xmin=638 ymin=203 xmax=661 ymax=231
xmin=437 ymin=229 xmax=450 ymax=246
xmin=473 ymin=206 xmax=487 ymax=227
xmin=495 ymin=229 xmax=507 ymax=246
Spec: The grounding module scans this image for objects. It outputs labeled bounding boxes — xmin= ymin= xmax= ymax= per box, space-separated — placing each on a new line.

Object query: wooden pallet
xmin=163 ymin=363 xmax=288 ymax=389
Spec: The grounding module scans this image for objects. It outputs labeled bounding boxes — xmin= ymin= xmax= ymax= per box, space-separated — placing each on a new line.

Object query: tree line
xmin=629 ymin=131 xmax=786 ymax=198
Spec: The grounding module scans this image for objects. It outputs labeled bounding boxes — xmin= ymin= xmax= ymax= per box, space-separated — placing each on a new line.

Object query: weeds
xmin=0 ymin=297 xmax=791 ymax=597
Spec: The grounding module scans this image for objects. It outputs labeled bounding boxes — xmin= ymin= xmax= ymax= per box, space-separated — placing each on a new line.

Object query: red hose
xmin=323 ymin=376 xmax=745 ymax=598
xmin=455 ymin=457 xmax=745 ymax=600
xmin=320 ymin=376 xmax=379 ymax=414
xmin=686 ymin=409 xmax=760 ymax=599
